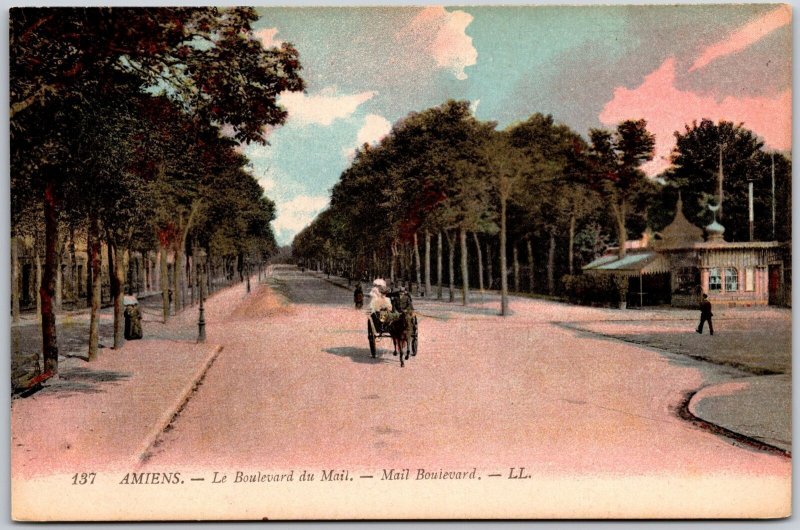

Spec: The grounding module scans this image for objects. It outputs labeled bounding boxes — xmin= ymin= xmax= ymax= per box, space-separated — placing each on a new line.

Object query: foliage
xmin=588 ymin=119 xmax=656 ymax=255
xmin=10 ymin=7 xmax=306 ymax=371
xmin=562 ymin=273 xmax=626 ymax=307
xmin=661 ymin=119 xmax=791 ymax=242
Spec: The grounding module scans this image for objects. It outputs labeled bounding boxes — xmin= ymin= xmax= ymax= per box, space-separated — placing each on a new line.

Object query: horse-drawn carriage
xmin=367 ymin=290 xmax=418 ymax=367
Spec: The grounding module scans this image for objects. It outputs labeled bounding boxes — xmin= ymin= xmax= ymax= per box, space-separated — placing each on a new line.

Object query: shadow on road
xmin=39 ymin=367 xmax=132 ymax=398
xmin=324 ymin=346 xmax=398 ymax=365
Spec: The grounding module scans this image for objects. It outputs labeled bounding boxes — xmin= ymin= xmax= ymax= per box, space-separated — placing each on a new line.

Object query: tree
xmin=662 ymin=119 xmax=791 ymax=242
xmin=506 ymin=113 xmax=593 ymax=295
xmin=483 ymin=131 xmax=527 ymax=315
xmin=11 ymin=7 xmax=305 ymax=373
xmin=319 ymin=100 xmax=495 ymax=306
xmin=588 ymin=120 xmax=655 ymax=258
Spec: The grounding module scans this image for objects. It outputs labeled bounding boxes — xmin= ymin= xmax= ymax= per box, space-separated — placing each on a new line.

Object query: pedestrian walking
xmin=696 ymin=293 xmax=713 ymax=335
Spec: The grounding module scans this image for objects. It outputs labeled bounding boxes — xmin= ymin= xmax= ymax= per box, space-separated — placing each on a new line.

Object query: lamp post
xmin=197 ymin=248 xmax=206 ymax=343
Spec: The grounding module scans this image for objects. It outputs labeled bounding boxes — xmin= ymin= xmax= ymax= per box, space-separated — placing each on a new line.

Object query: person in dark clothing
xmin=389 ymin=286 xmax=415 ymax=337
xmin=696 ymin=293 xmax=713 ymax=335
xmin=354 ymin=283 xmax=364 ymax=309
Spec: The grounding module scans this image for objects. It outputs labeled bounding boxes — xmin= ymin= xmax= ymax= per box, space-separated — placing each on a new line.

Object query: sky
xmin=241 ymin=4 xmax=792 ymax=246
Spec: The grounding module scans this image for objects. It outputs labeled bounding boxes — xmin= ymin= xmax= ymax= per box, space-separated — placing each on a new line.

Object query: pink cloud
xmin=689 ymin=5 xmax=791 ymax=71
xmin=254 ymin=27 xmax=282 ymax=49
xmin=279 ymin=87 xmax=377 ymax=126
xmin=600 ymin=58 xmax=791 ymax=175
xmin=401 ymin=7 xmax=477 ymax=80
xmin=343 ymin=114 xmax=392 ymax=159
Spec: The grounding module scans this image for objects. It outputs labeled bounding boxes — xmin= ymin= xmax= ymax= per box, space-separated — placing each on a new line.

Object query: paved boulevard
xmin=143 ymin=266 xmax=789 ymax=480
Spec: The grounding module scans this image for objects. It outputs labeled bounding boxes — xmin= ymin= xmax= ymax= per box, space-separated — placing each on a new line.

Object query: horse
xmin=389 ymin=311 xmax=411 ymax=367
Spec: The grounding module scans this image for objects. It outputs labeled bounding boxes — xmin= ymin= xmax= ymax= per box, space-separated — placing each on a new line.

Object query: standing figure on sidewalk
xmin=696 ymin=293 xmax=714 ymax=335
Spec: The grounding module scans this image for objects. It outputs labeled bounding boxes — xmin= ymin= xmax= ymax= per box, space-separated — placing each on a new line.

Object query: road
xmin=142 ymin=265 xmax=790 ymax=482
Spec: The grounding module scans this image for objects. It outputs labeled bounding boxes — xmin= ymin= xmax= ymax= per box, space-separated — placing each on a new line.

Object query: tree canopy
xmin=662 ymin=119 xmax=791 ymax=242
xmin=11 ymin=7 xmax=306 ymax=371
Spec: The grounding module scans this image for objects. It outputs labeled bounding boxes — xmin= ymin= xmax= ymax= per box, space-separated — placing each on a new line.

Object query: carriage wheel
xmin=368 ymin=321 xmax=377 ymax=358
xmin=411 ymin=316 xmax=418 ymax=356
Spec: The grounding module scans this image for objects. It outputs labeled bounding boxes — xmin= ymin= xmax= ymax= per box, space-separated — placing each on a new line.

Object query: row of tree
xmin=292 ymin=100 xmax=791 ymax=314
xmin=11 ymin=7 xmax=306 ymax=374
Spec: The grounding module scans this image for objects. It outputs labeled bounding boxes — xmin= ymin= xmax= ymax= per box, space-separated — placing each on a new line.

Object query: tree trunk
xmin=399 ymin=244 xmax=407 ymax=285
xmin=436 ymin=231 xmax=443 ymax=299
xmin=189 ymin=253 xmax=195 ymax=305
xmin=108 ymin=240 xmax=116 ymax=306
xmin=40 ymin=182 xmax=59 ymax=374
xmin=424 ymin=230 xmax=432 ymax=297
xmin=11 ymin=232 xmax=20 ymax=323
xmin=548 ymin=231 xmax=556 ymax=296
xmin=526 ymin=239 xmax=534 ymax=293
xmin=67 ymin=228 xmax=76 ymax=303
xmin=568 ymin=212 xmax=576 ymax=275
xmin=413 ymin=232 xmax=422 ymax=295
xmin=173 ymin=248 xmax=183 ymax=312
xmin=500 ymin=194 xmax=509 ymax=316
xmin=615 ymin=199 xmax=627 ymax=258
xmin=109 ymin=242 xmax=124 ymax=349
xmin=473 ymin=232 xmax=484 ymax=295
xmin=446 ymin=231 xmax=455 ymax=302
xmin=86 ymin=226 xmax=93 ymax=307
xmin=204 ymin=255 xmax=210 ymax=294
xmin=35 ymin=246 xmax=42 ymax=319
xmin=486 ymin=242 xmax=493 ymax=291
xmin=195 ymin=249 xmax=201 ymax=302
xmin=513 ymin=243 xmax=519 ymax=292
xmin=390 ymin=241 xmax=397 ymax=283
xmin=88 ymin=215 xmax=102 ymax=361
xmin=126 ymin=252 xmax=134 ymax=296
xmin=182 ymin=250 xmax=189 ymax=307
xmin=54 ymin=248 xmax=62 ymax=313
xmin=143 ymin=253 xmax=149 ymax=292
xmin=160 ymin=247 xmax=169 ymax=322
xmin=459 ymin=227 xmax=469 ymax=305
xmin=246 ymin=261 xmax=251 ymax=293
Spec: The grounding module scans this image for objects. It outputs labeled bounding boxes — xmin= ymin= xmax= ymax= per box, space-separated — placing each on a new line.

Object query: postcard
xmin=9 ymin=3 xmax=792 ymax=520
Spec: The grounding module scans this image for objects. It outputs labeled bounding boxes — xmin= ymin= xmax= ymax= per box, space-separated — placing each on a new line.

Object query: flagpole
xmin=771 ymin=152 xmax=776 ymax=240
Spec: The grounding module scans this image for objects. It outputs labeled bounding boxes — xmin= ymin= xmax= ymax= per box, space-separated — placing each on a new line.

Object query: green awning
xmin=583 ymin=251 xmax=670 ymax=276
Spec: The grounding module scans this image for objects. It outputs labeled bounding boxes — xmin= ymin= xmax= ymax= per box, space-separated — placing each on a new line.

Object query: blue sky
xmin=242 ymin=5 xmax=791 ymax=245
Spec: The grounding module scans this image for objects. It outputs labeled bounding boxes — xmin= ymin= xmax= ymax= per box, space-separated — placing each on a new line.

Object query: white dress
xmin=369 ymin=287 xmax=393 ymax=312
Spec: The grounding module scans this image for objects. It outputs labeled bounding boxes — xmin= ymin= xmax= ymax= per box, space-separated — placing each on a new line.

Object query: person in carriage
xmin=369 ymin=278 xmax=393 ymax=313
xmin=366 ymin=279 xmax=418 ymax=364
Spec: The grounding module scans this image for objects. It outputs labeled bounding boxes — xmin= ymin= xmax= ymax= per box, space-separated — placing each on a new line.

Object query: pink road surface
xmin=140 ymin=266 xmax=790 ymax=479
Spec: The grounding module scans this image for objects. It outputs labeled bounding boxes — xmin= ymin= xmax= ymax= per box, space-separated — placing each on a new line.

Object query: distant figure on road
xmin=354 ymin=282 xmax=364 ymax=310
xmin=696 ymin=293 xmax=714 ymax=335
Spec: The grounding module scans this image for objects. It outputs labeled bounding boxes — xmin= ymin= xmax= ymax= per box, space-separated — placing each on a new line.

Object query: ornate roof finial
xmin=706 ymin=202 xmax=725 ymax=242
